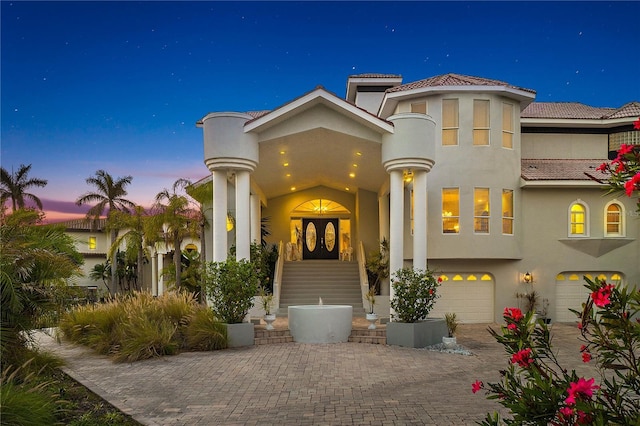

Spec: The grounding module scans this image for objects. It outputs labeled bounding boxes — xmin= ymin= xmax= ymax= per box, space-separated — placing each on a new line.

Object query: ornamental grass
xmin=59 ymin=291 xmax=227 ymax=362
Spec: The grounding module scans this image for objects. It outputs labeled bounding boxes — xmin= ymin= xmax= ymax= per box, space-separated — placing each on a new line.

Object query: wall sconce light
xmin=523 ymin=271 xmax=532 ymax=284
xmin=226 ymin=214 xmax=234 ymax=232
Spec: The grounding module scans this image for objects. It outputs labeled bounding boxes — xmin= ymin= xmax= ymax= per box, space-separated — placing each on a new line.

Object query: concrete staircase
xmin=278 ymin=260 xmax=365 ymax=315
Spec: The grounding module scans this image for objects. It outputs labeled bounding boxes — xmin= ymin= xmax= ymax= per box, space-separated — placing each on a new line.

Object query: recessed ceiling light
xmin=283 ymin=163 xmax=289 ymax=167
xmin=349 ymin=173 xmax=355 ymax=178
xmin=352 ymin=164 xmax=358 ymax=167
xmin=290 ymin=186 xmax=296 ymax=191
xmin=345 ymin=187 xmax=350 ymax=191
xmin=285 ymin=173 xmax=291 ymax=177
xmin=356 ymin=152 xmax=362 ymax=156
xmin=280 ymin=151 xmax=285 ymax=155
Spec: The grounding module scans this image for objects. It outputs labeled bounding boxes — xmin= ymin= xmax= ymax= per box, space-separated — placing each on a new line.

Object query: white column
xmin=413 ymin=170 xmax=427 ymax=270
xmin=235 ymin=170 xmax=251 ymax=261
xmin=151 ymin=250 xmax=158 ymax=296
xmin=389 ymin=169 xmax=404 ymax=304
xmin=212 ymin=170 xmax=228 ymax=262
xmin=250 ymin=194 xmax=261 ymax=244
xmin=157 ymin=252 xmax=164 ymax=296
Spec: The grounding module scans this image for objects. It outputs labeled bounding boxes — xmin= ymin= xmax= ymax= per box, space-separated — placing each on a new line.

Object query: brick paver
xmin=35 ymin=322 xmax=596 ymax=425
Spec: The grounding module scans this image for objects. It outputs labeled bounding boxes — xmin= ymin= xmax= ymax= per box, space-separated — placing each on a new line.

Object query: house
xmin=197 ymin=72 xmax=639 ymax=323
xmin=58 ymin=218 xmax=201 ymax=297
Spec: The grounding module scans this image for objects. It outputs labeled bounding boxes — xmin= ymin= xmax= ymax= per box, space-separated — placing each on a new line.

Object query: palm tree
xmin=0 ymin=164 xmax=48 ymax=211
xmin=76 ymin=170 xmax=135 ymax=295
xmin=107 ymin=206 xmax=149 ymax=291
xmin=150 ymin=179 xmax=199 ymax=290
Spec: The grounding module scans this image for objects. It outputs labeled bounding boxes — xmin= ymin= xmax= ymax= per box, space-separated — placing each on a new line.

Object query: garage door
xmin=555 ymin=272 xmax=624 ymax=322
xmin=430 ymin=273 xmax=494 ymax=323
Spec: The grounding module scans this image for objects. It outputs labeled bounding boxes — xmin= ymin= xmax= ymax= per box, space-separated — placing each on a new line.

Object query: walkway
xmin=35 ymin=322 xmax=597 ymax=425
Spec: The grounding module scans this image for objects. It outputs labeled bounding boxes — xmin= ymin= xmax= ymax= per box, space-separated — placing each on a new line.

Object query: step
xmin=254 ymin=327 xmax=386 ymax=345
xmin=348 ymin=329 xmax=387 ymax=345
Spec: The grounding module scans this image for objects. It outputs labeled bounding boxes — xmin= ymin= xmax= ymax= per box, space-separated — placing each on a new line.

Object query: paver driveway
xmin=35 ymin=323 xmax=596 ymax=425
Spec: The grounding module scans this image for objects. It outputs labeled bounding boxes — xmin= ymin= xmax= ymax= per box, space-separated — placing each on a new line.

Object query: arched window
xmin=605 ymin=201 xmax=624 ymax=237
xmin=569 ymin=201 xmax=588 ymax=237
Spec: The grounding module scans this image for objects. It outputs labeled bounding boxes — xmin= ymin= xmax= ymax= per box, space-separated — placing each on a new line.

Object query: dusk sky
xmin=2 ymin=1 xmax=639 ymax=223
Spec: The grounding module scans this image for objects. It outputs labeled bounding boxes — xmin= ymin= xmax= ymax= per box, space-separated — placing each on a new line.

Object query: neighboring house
xmin=197 ymin=72 xmax=639 ymax=323
xmin=58 ymin=218 xmax=200 ymax=296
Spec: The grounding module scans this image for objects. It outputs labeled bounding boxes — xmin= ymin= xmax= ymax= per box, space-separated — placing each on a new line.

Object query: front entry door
xmin=302 ymin=218 xmax=339 ymax=260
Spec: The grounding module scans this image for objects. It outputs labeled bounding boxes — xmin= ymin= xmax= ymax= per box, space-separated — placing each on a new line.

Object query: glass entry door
xmin=302 ymin=218 xmax=339 ymax=260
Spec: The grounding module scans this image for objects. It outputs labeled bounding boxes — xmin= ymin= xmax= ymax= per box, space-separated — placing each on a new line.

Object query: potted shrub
xmin=259 ymin=285 xmax=276 ymax=330
xmin=204 ymin=258 xmax=259 ymax=347
xmin=365 ymin=286 xmax=378 ymax=329
xmin=442 ymin=312 xmax=458 ymax=349
xmin=386 ymin=267 xmax=446 ymax=348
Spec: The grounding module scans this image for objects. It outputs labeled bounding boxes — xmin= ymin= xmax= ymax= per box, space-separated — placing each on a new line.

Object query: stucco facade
xmin=196 ymin=72 xmax=638 ymax=323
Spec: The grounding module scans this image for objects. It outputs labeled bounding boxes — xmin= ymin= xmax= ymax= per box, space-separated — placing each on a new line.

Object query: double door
xmin=302 ymin=218 xmax=339 ymax=260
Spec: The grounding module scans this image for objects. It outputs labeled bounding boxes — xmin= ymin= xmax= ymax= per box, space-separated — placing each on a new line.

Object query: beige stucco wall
xmin=521 ymin=133 xmax=608 ymax=159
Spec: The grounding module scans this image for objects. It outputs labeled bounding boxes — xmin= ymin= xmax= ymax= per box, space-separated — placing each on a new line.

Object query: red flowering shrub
xmin=474 ymin=276 xmax=639 ymax=425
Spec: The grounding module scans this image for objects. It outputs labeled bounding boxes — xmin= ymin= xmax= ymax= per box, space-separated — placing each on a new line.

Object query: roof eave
xmin=244 ymin=87 xmax=394 ymax=134
xmin=521 ymin=117 xmax=637 ymax=129
xmin=520 ymin=179 xmax=606 ymax=188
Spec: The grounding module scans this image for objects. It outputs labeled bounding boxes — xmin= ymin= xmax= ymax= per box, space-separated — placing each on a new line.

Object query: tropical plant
xmin=365 ymin=286 xmax=376 ymax=314
xmin=0 ymin=209 xmax=83 ymax=367
xmin=0 ymin=163 xmax=48 ymax=211
xmin=108 ymin=206 xmax=150 ymax=291
xmin=444 ymin=312 xmax=458 ymax=337
xmin=473 ymin=277 xmax=639 ymax=425
xmin=89 ymin=261 xmax=111 ymax=293
xmin=203 ymin=258 xmax=259 ymax=324
xmin=389 ymin=267 xmax=440 ymax=323
xmin=150 ymin=179 xmax=199 ymax=290
xmin=366 ymin=238 xmax=389 ymax=295
xmin=258 ymin=285 xmax=274 ymax=315
xmin=76 ymin=170 xmax=135 ymax=295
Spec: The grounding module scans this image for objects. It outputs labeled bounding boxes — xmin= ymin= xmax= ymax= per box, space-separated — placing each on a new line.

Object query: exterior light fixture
xmin=349 ymin=173 xmax=355 ymax=178
xmin=523 ymin=272 xmax=532 ymax=284
xmin=226 ymin=215 xmax=234 ymax=232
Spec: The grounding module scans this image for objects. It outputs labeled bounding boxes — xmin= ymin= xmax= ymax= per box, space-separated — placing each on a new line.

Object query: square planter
xmin=225 ymin=322 xmax=255 ymax=348
xmin=386 ymin=318 xmax=447 ymax=348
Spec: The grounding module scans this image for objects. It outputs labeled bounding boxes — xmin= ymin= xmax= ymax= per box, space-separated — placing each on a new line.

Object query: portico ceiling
xmin=252 ymin=127 xmax=386 ymax=199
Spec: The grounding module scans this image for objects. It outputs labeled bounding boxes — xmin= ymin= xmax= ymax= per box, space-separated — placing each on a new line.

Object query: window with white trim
xmin=474 ymin=187 xmax=490 ymax=233
xmin=442 ymin=188 xmax=460 ymax=234
xmin=605 ymin=201 xmax=624 ymax=237
xmin=473 ymin=99 xmax=490 ymax=146
xmin=502 ymin=103 xmax=514 ymax=149
xmin=502 ymin=189 xmax=514 ymax=235
xmin=442 ymin=99 xmax=459 ymax=146
xmin=569 ymin=201 xmax=588 ymax=236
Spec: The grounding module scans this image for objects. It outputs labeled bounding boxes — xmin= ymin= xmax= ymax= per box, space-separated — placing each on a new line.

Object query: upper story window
xmin=502 ymin=189 xmax=514 ymax=235
xmin=473 ymin=100 xmax=490 ymax=146
xmin=88 ymin=236 xmax=97 ymax=250
xmin=569 ymin=201 xmax=589 ymax=237
xmin=442 ymin=99 xmax=459 ymax=146
xmin=605 ymin=201 xmax=624 ymax=237
xmin=442 ymin=188 xmax=460 ymax=234
xmin=474 ymin=187 xmax=490 ymax=233
xmin=502 ymin=103 xmax=514 ymax=149
xmin=411 ymin=102 xmax=427 ymax=114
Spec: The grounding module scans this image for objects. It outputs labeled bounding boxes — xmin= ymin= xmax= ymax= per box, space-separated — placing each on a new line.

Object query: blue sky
xmin=2 ymin=1 xmax=639 ymax=221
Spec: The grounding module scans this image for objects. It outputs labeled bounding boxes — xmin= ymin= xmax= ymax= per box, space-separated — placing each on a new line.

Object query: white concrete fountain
xmin=288 ymin=298 xmax=353 ymax=343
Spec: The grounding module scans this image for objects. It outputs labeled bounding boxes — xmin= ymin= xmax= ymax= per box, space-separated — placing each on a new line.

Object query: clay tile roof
xmin=387 ymin=73 xmax=536 ymax=94
xmin=245 ymin=110 xmax=271 ymax=119
xmin=55 ymin=218 xmax=107 ymax=231
xmin=603 ymin=101 xmax=640 ymax=119
xmin=522 ymin=102 xmax=615 ymax=119
xmin=348 ymin=73 xmax=402 ymax=79
xmin=521 ymin=159 xmax=607 ymax=181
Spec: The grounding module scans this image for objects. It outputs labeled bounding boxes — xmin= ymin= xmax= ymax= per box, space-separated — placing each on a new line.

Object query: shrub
xmin=183 ymin=307 xmax=227 ymax=351
xmin=390 ymin=267 xmax=440 ymax=323
xmin=203 ymin=258 xmax=259 ymax=324
xmin=474 ymin=276 xmax=639 ymax=425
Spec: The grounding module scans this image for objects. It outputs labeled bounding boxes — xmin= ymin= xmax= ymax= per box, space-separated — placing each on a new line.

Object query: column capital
xmin=206 ymin=157 xmax=257 ymax=173
xmin=383 ymin=158 xmax=434 ymax=173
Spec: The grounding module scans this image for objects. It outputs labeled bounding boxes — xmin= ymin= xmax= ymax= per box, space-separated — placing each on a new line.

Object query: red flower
xmin=624 ymin=173 xmax=640 ymax=197
xmin=471 ymin=380 xmax=483 ymax=393
xmin=582 ymin=352 xmax=592 ymax=363
xmin=511 ymin=348 xmax=534 ymax=367
xmin=634 ymin=117 xmax=640 ymax=130
xmin=559 ymin=406 xmax=574 ymax=418
xmin=437 ymin=277 xmax=443 ymax=283
xmin=503 ymin=307 xmax=524 ymax=322
xmin=619 ymin=144 xmax=635 ymax=156
xmin=579 ymin=344 xmax=587 ymax=352
xmin=591 ymin=283 xmax=615 ymax=307
xmin=565 ymin=377 xmax=599 ymax=405
xmin=596 ymin=162 xmax=608 ymax=172
xmin=507 ymin=323 xmax=517 ymax=331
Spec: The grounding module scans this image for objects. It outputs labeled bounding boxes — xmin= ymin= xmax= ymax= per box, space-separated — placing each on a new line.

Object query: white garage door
xmin=555 ymin=272 xmax=624 ymax=322
xmin=430 ymin=273 xmax=494 ymax=323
